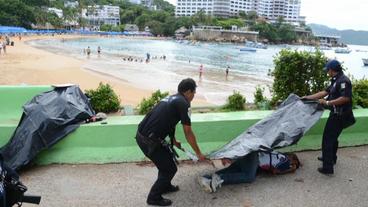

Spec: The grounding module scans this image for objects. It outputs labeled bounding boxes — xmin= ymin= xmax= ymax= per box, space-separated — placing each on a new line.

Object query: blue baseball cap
xmin=324 ymin=59 xmax=342 ymax=72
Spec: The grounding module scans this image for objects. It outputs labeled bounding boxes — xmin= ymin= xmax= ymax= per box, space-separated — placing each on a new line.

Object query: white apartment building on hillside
xmin=175 ymin=0 xmax=304 ymax=25
xmin=48 ymin=8 xmax=63 ymax=18
xmin=64 ymin=1 xmax=79 ymax=8
xmin=176 ymin=0 xmax=215 ymax=16
xmin=82 ymin=5 xmax=120 ymax=27
xmin=257 ymin=0 xmax=302 ymax=24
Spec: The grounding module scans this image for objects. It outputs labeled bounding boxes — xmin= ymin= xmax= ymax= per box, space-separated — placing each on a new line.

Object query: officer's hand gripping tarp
xmin=209 ymin=94 xmax=323 ymax=159
xmin=0 ymin=86 xmax=95 ymax=170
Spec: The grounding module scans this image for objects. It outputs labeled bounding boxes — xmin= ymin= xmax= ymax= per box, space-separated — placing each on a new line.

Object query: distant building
xmin=64 ymin=1 xmax=79 ymax=8
xmin=142 ymin=0 xmax=153 ymax=6
xmin=192 ymin=25 xmax=259 ymax=42
xmin=82 ymin=5 xmax=120 ymax=28
xmin=175 ymin=26 xmax=190 ymax=39
xmin=314 ymin=34 xmax=341 ymax=47
xmin=125 ymin=24 xmax=139 ymax=32
xmin=130 ymin=0 xmax=156 ymax=9
xmin=176 ymin=0 xmax=214 ymax=16
xmin=48 ymin=8 xmax=63 ymax=18
xmin=176 ymin=0 xmax=304 ymax=25
xmin=129 ymin=0 xmax=142 ymax=4
xmin=257 ymin=0 xmax=303 ymax=25
xmin=213 ymin=0 xmax=230 ymax=18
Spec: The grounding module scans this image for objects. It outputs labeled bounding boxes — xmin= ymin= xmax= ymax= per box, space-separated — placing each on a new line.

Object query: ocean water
xmin=28 ymin=38 xmax=368 ymax=105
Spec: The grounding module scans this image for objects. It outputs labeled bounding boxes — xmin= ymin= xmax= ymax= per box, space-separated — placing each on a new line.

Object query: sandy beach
xmin=0 ymin=35 xmax=209 ymax=107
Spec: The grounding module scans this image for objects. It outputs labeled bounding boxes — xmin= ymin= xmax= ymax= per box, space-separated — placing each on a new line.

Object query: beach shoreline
xmin=25 ymin=35 xmax=274 ymax=105
xmin=0 ymin=34 xmax=210 ymax=107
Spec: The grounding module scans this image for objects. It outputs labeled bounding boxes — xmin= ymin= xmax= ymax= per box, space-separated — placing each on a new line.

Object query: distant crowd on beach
xmin=122 ymin=53 xmax=166 ymax=63
xmin=81 ymin=45 xmax=168 ymax=65
xmin=80 ymin=44 xmax=232 ymax=80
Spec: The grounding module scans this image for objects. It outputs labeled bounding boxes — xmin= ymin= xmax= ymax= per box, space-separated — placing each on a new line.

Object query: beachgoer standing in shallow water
xmin=199 ymin=64 xmax=203 ymax=78
xmin=97 ymin=46 xmax=101 ymax=55
xmin=86 ymin=46 xmax=91 ymax=56
xmin=226 ymin=66 xmax=230 ymax=80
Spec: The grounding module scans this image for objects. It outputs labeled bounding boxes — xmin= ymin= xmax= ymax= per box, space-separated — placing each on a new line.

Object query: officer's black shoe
xmin=317 ymin=167 xmax=334 ymax=175
xmin=317 ymin=156 xmax=336 ymax=164
xmin=162 ymin=185 xmax=179 ymax=194
xmin=147 ymin=198 xmax=172 ymax=206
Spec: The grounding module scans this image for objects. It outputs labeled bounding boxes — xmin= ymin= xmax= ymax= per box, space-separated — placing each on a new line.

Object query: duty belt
xmin=136 ymin=131 xmax=179 ymax=164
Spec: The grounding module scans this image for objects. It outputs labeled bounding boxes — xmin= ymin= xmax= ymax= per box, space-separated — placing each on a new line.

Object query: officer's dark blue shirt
xmin=325 ymin=72 xmax=352 ymax=112
xmin=138 ymin=93 xmax=191 ymax=140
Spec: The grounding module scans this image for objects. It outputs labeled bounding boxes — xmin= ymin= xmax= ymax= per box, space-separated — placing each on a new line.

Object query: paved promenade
xmin=21 ymin=146 xmax=368 ymax=207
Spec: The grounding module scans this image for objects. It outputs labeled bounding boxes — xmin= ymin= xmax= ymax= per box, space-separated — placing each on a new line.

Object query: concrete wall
xmin=192 ymin=30 xmax=258 ymax=42
xmin=192 ymin=30 xmax=222 ymax=41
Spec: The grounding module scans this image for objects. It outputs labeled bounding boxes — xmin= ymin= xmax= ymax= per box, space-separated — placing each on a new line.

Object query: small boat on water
xmin=239 ymin=41 xmax=267 ymax=52
xmin=317 ymin=46 xmax=332 ymax=50
xmin=334 ymin=47 xmax=352 ymax=54
xmin=363 ymin=58 xmax=368 ymax=66
xmin=317 ymin=43 xmax=332 ymax=50
xmin=246 ymin=41 xmax=268 ymax=49
xmin=240 ymin=47 xmax=257 ymax=52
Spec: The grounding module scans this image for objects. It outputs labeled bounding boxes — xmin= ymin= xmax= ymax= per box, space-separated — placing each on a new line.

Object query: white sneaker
xmin=211 ymin=174 xmax=224 ymax=193
xmin=197 ymin=176 xmax=212 ymax=193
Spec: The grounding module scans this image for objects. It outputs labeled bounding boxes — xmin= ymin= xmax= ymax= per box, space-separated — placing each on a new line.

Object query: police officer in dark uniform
xmin=136 ymin=78 xmax=206 ymax=206
xmin=303 ymin=59 xmax=354 ymax=175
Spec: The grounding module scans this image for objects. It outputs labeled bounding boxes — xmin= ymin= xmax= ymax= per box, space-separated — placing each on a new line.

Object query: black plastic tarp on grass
xmin=209 ymin=94 xmax=323 ymax=159
xmin=0 ymin=85 xmax=95 ymax=170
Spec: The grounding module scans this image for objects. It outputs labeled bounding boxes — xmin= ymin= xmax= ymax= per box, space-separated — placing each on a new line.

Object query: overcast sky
xmin=165 ymin=0 xmax=368 ymax=31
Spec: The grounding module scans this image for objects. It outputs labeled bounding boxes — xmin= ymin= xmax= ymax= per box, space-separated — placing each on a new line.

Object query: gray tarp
xmin=0 ymin=86 xmax=94 ymax=170
xmin=209 ymin=94 xmax=323 ymax=159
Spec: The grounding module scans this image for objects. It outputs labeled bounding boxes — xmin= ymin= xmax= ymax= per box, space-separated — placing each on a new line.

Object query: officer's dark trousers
xmin=322 ymin=113 xmax=344 ymax=170
xmin=136 ymin=136 xmax=177 ymax=201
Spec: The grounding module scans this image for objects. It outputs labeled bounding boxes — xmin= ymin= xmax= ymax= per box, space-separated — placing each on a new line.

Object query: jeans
xmin=136 ymin=133 xmax=177 ymax=200
xmin=205 ymin=152 xmax=259 ymax=185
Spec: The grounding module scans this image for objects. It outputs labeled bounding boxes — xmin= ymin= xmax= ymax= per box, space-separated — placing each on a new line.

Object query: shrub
xmin=253 ymin=86 xmax=271 ymax=110
xmin=85 ymin=83 xmax=120 ymax=113
xmin=254 ymin=86 xmax=267 ymax=104
xmin=271 ymin=49 xmax=329 ymax=105
xmin=223 ymin=91 xmax=246 ymax=111
xmin=352 ymin=78 xmax=368 ymax=108
xmin=138 ymin=90 xmax=169 ymax=114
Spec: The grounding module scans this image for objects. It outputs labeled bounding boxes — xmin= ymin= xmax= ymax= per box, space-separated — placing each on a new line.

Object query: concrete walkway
xmin=21 ymin=146 xmax=368 ymax=207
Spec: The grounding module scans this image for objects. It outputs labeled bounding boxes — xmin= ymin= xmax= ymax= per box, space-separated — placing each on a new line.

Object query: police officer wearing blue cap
xmin=303 ymin=59 xmax=355 ymax=175
xmin=136 ymin=78 xmax=206 ymax=206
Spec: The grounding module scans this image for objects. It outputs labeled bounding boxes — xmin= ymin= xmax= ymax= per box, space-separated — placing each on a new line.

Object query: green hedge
xmin=353 ymin=78 xmax=368 ymax=108
xmin=271 ymin=49 xmax=328 ymax=105
xmin=85 ymin=83 xmax=120 ymax=113
xmin=137 ymin=90 xmax=169 ymax=115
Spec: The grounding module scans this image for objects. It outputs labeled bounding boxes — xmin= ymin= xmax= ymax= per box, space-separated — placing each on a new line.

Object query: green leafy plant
xmin=223 ymin=91 xmax=246 ymax=111
xmin=254 ymin=86 xmax=266 ymax=104
xmin=352 ymin=78 xmax=368 ymax=108
xmin=85 ymin=82 xmax=120 ymax=113
xmin=253 ymin=86 xmax=271 ymax=110
xmin=138 ymin=90 xmax=169 ymax=115
xmin=271 ymin=49 xmax=329 ymax=105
